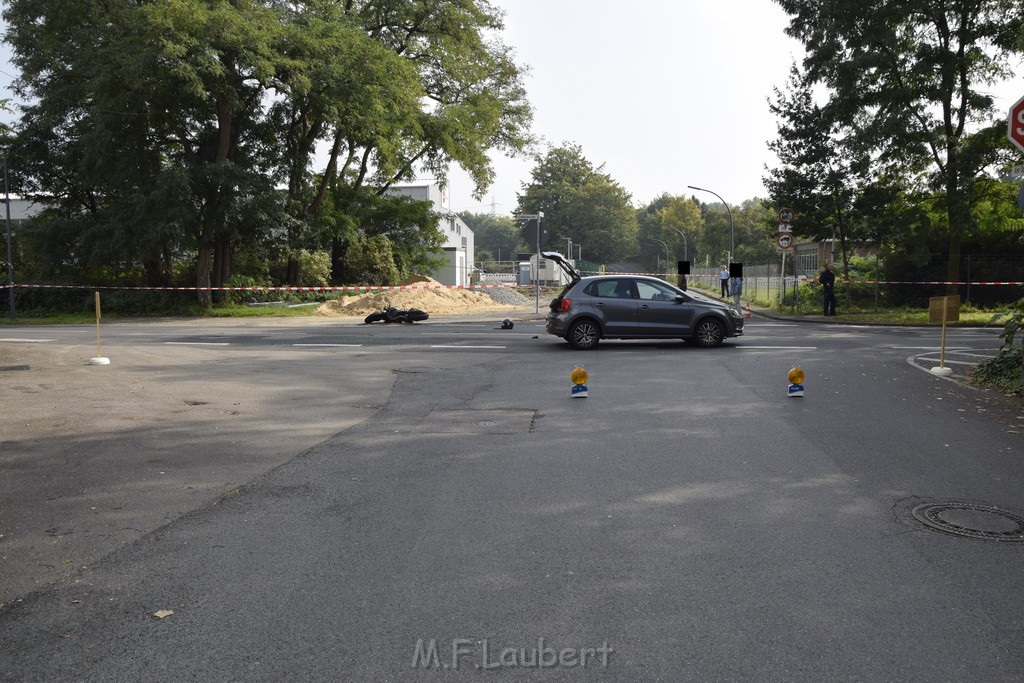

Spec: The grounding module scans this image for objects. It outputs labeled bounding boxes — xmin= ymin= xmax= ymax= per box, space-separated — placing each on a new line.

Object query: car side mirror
xmin=674 ymin=294 xmax=688 ymax=303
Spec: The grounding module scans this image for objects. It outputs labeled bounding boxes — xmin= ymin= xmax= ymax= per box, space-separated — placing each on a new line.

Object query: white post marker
xmin=928 ymin=295 xmax=958 ymax=376
xmin=89 ymin=291 xmax=110 ymax=366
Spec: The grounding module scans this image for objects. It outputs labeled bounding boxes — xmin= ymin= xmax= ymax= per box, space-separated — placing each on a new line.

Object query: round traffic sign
xmin=776 ymin=233 xmax=794 ymax=250
xmin=778 ymin=208 xmax=795 ymax=224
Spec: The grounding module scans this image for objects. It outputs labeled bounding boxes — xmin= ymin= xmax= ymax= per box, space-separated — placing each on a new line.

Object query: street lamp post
xmin=514 ymin=211 xmax=544 ymax=313
xmin=646 ymin=237 xmax=671 ymax=275
xmin=665 ymin=226 xmax=688 ymax=262
xmin=687 ymin=185 xmax=733 ymax=262
xmin=4 ymin=148 xmax=14 ymax=320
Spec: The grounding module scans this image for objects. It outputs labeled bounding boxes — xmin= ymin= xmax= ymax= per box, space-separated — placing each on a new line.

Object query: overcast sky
xmin=438 ymin=0 xmax=808 ymax=216
xmin=442 ymin=0 xmax=1024 ymax=217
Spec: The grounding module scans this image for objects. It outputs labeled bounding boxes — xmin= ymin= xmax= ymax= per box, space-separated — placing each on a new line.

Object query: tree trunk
xmin=331 ymin=237 xmax=347 ymax=284
xmin=196 ymin=244 xmax=213 ymax=308
xmin=287 ymin=255 xmax=301 ymax=286
xmin=213 ymin=241 xmax=232 ymax=304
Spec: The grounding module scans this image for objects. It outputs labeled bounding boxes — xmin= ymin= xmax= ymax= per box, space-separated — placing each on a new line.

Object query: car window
xmin=636 ymin=280 xmax=678 ymax=301
xmin=589 ymin=279 xmax=634 ymax=299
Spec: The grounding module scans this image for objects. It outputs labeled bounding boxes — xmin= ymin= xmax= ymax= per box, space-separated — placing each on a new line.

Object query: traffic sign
xmin=778 ymin=208 xmax=795 ymax=224
xmin=778 ymin=223 xmax=793 ymax=233
xmin=776 ymin=233 xmax=794 ymax=251
xmin=1009 ymin=95 xmax=1024 ymax=153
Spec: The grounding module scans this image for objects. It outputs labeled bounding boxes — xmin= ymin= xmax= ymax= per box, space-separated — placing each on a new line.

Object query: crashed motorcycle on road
xmin=363 ymin=306 xmax=429 ymax=324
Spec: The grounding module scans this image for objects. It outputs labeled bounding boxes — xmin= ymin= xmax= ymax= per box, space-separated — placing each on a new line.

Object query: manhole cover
xmin=911 ymin=502 xmax=1024 ymax=542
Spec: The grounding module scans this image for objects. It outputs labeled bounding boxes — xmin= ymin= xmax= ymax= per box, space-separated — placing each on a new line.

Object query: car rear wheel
xmin=693 ymin=319 xmax=725 ymax=348
xmin=567 ymin=319 xmax=600 ymax=350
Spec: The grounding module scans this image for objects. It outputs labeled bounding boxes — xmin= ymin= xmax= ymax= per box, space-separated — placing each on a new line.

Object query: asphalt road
xmin=2 ymin=315 xmax=1022 ymax=681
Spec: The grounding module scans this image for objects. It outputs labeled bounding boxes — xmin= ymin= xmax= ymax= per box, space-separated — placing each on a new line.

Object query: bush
xmin=973 ymin=296 xmax=1024 ymax=394
xmin=345 ymin=236 xmax=399 ymax=286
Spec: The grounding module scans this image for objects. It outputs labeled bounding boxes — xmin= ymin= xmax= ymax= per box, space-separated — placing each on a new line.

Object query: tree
xmin=320 ymin=0 xmax=534 ymax=283
xmin=4 ymin=0 xmax=534 ymax=303
xmin=457 ymin=212 xmax=522 ymax=262
xmin=775 ymin=0 xmax=1024 ymax=289
xmin=690 ymin=198 xmax=734 ymax=266
xmin=6 ymin=0 xmax=289 ymax=305
xmin=636 ymin=194 xmax=704 ymax=271
xmin=516 ymin=144 xmax=638 ymax=264
xmin=765 ymin=63 xmax=879 ymax=278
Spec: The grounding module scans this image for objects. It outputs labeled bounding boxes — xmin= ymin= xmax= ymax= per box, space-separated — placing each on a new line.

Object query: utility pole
xmin=4 ymin=148 xmax=15 ymax=320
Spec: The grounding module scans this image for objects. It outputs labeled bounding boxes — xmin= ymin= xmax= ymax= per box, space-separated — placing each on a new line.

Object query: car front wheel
xmin=567 ymin=319 xmax=600 ymax=350
xmin=693 ymin=319 xmax=725 ymax=348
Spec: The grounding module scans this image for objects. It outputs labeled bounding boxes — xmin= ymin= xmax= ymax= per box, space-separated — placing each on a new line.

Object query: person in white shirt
xmin=719 ymin=265 xmax=730 ymax=298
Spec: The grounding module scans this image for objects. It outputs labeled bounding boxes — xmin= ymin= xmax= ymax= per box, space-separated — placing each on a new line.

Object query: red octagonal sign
xmin=1009 ymin=95 xmax=1024 ymax=153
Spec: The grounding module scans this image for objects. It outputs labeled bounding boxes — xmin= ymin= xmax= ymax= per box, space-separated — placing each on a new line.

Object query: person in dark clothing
xmin=819 ymin=262 xmax=836 ymax=316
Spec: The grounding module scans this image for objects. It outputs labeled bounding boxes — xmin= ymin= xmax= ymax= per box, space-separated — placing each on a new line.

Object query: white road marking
xmin=430 ymin=345 xmax=507 ymax=349
xmin=887 ymin=346 xmax=945 ymax=349
xmin=292 ymin=343 xmax=363 ymax=347
xmin=738 ymin=345 xmax=819 ymax=350
xmin=164 ymin=342 xmax=230 ymax=346
xmin=913 ymin=359 xmax=980 ymax=365
xmin=0 ymin=338 xmax=55 ymax=343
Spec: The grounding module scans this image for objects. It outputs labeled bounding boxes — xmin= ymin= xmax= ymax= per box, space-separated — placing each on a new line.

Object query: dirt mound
xmin=316 ymin=282 xmax=527 ymax=317
xmin=398 ymin=274 xmax=441 ymax=286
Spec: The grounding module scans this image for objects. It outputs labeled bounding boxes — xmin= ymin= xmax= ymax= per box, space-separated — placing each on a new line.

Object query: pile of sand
xmin=316 ymin=276 xmax=527 ymax=317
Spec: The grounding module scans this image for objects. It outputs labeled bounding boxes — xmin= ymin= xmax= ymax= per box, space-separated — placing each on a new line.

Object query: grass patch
xmin=0 ymin=302 xmax=322 ymax=324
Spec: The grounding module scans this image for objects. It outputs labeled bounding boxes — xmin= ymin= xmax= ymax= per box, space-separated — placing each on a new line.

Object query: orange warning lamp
xmin=570 ymin=366 xmax=589 ymax=398
xmin=788 ymin=367 xmax=805 ymax=385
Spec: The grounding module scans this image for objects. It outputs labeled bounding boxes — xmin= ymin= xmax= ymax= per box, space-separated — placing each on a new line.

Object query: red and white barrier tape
xmin=4 ymin=277 xmax=1022 ymax=291
xmin=8 ymin=282 xmax=519 ymax=292
xmin=589 ymin=272 xmax=1023 ymax=286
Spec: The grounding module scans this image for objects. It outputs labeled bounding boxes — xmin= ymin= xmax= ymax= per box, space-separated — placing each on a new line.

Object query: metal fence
xmin=694 ymin=258 xmax=1024 ymax=313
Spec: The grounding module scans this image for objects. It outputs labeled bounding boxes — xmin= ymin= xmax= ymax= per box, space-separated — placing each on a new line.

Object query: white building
xmin=2 ymin=197 xmax=41 ymax=227
xmin=385 ymin=184 xmax=475 ymax=287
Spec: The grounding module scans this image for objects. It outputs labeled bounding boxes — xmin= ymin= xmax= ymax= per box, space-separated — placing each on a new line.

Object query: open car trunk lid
xmin=540 ymin=251 xmax=581 ymax=284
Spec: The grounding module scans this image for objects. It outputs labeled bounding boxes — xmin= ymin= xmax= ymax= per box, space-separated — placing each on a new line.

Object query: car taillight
xmin=559 ymin=298 xmax=571 ymax=312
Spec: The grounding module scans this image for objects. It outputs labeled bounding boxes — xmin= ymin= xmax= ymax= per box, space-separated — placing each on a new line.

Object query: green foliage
xmin=345 ymin=235 xmax=400 ymax=286
xmin=774 ymin=0 xmax=1024 ymax=283
xmin=296 ymin=250 xmax=331 ymax=287
xmin=988 ymin=296 xmax=1024 ymax=350
xmin=517 ymin=144 xmax=638 ymax=263
xmin=458 ymin=212 xmax=522 ymax=263
xmin=3 ymin=0 xmax=533 ymax=302
xmin=971 ymin=345 xmax=1022 ymax=394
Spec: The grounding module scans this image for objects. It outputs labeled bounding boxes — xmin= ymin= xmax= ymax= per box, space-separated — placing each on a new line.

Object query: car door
xmin=635 ymin=280 xmax=693 ymax=336
xmin=586 ymin=278 xmax=639 ymax=337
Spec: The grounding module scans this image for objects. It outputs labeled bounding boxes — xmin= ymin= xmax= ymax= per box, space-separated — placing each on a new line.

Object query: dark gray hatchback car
xmin=542 ymin=252 xmax=744 ymax=350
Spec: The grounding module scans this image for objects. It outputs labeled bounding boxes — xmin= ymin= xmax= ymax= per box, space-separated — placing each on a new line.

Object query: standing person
xmin=730 ymin=273 xmax=743 ymax=310
xmin=677 ymin=273 xmax=688 ymax=291
xmin=719 ymin=265 xmax=730 ymax=298
xmin=819 ymin=262 xmax=836 ymax=316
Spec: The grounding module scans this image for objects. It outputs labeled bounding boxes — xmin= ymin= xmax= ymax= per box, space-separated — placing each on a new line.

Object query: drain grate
xmin=912 ymin=502 xmax=1024 ymax=542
